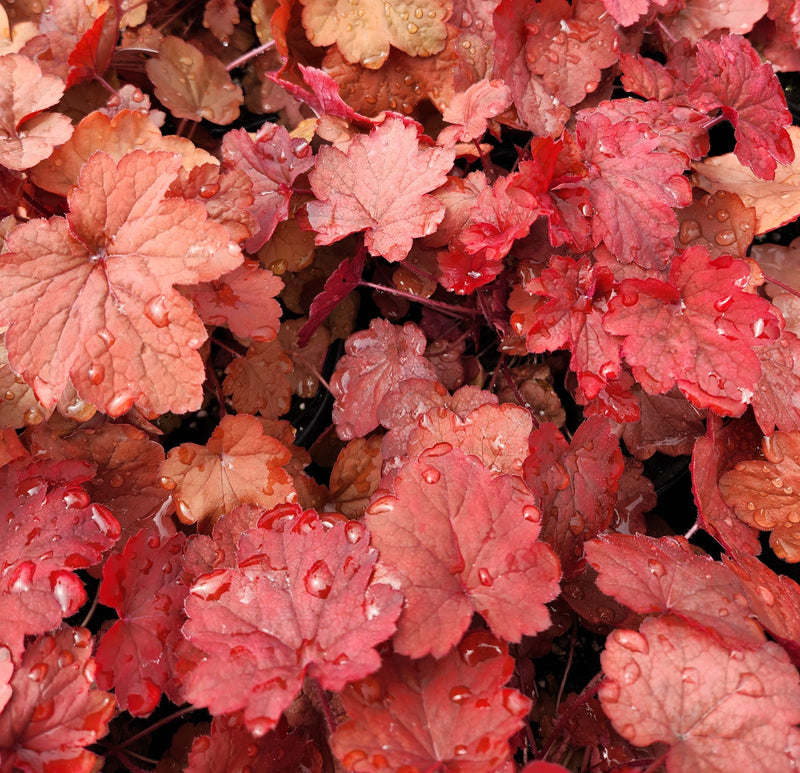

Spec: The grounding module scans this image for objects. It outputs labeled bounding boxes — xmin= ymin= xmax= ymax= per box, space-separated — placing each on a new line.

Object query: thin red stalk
xmin=291 ymin=349 xmax=332 ymax=394
xmin=110 ymin=706 xmax=197 ymax=751
xmin=313 ymin=678 xmax=337 ymax=733
xmin=360 ymin=281 xmax=481 ymax=317
xmin=539 ymin=671 xmax=604 ymax=762
xmin=763 ymin=271 xmax=800 ymax=300
xmin=555 ymin=620 xmax=578 ymax=715
xmin=226 ymin=40 xmax=276 ymax=71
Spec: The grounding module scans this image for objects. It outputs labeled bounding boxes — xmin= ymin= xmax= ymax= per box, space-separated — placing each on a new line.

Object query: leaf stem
xmin=359 ymin=281 xmax=481 ymax=317
xmin=538 ymin=671 xmax=603 ymax=762
xmin=226 ymin=40 xmax=276 ymax=72
xmin=109 ymin=705 xmax=199 ymax=751
xmin=762 ymin=271 xmax=800 ymax=300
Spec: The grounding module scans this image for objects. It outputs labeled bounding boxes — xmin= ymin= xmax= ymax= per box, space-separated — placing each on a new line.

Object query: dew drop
xmin=600 ymin=679 xmax=620 ymax=702
xmin=678 ymin=219 xmax=702 ymax=244
xmin=449 ymin=684 xmax=472 ymax=703
xmin=107 ymin=393 xmax=134 ymax=416
xmin=199 ymin=183 xmax=220 ymax=198
xmin=458 ymin=630 xmax=502 ymax=666
xmin=109 ymin=473 xmax=124 ymax=487
xmin=304 ymin=559 xmax=333 ymax=599
xmin=174 ymin=498 xmax=193 ymax=522
xmin=31 ymin=699 xmax=55 ymax=722
xmin=97 ymin=328 xmax=116 ymax=348
xmin=612 ymin=629 xmax=649 ymax=654
xmin=735 ymin=672 xmax=765 ymax=698
xmin=477 ymin=567 xmax=493 ymax=587
xmin=91 ymin=504 xmax=116 ymax=536
xmin=453 ymin=745 xmax=468 ymax=756
xmin=756 ymin=585 xmax=775 ymax=606
xmin=3 ymin=390 xmax=15 ymax=401
xmin=87 ymin=363 xmax=105 ymax=385
xmin=715 ymin=229 xmax=736 ymax=246
xmin=344 ymin=520 xmax=365 ymax=544
xmin=343 ymin=751 xmax=368 ymax=768
xmin=28 ymin=662 xmax=48 ymax=682
xmin=621 ymin=290 xmax=639 ymax=307
xmin=63 ymin=488 xmax=90 ymax=509
xmin=246 ymin=743 xmax=259 ymax=758
xmin=621 ymin=661 xmax=640 ymax=685
xmin=145 ymin=296 xmax=170 ymax=328
xmin=353 ymin=675 xmax=382 ymax=703
xmin=422 ymin=467 xmax=440 ymax=484
xmin=159 ymin=475 xmax=176 ymax=490
xmin=681 ymin=666 xmax=698 ymax=685
xmin=648 ymin=559 xmax=665 ymax=578
xmin=714 ymin=295 xmax=733 ymax=312
xmin=522 ymin=505 xmax=541 ymax=523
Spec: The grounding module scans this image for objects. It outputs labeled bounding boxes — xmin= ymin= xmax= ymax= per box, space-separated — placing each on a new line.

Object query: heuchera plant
xmin=4 ymin=0 xmax=800 ymax=770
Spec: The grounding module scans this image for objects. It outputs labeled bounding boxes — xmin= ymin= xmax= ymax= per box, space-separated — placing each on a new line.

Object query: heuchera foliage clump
xmin=4 ymin=0 xmax=800 ymax=771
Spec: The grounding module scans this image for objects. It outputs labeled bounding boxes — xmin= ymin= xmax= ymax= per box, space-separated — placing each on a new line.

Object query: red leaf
xmin=221 ymin=123 xmax=314 ymax=252
xmin=306 ymin=116 xmax=454 ymax=262
xmin=95 ymin=529 xmax=188 ymax=716
xmin=724 ymin=551 xmax=800 ymax=666
xmin=0 ymin=150 xmax=243 ymax=417
xmin=365 ymin=446 xmax=561 ymax=658
xmin=0 ymin=627 xmax=114 ymax=773
xmin=331 ymin=630 xmax=531 ymax=773
xmin=181 ymin=261 xmax=284 ymax=343
xmin=65 ymin=8 xmax=117 ymax=89
xmin=330 ymin=319 xmax=439 ymax=440
xmin=509 ymin=255 xmax=620 ymax=400
xmin=524 ymin=418 xmax=624 ymax=578
xmin=602 ymin=246 xmax=781 ymax=415
xmin=181 ymin=505 xmax=402 ymax=735
xmin=599 ymin=616 xmax=800 ymax=772
xmin=691 ymin=414 xmax=762 ymax=556
xmin=585 ymin=534 xmax=764 ymax=646
xmin=0 ymin=54 xmax=73 ymax=171
xmin=0 ymin=459 xmax=119 ymax=661
xmin=297 ymin=248 xmax=366 ymax=348
xmin=751 ymin=332 xmax=800 ymax=435
xmin=185 ymin=715 xmax=322 ymax=773
xmin=571 ymin=111 xmax=692 ymax=268
xmin=690 ymin=35 xmax=793 ymax=180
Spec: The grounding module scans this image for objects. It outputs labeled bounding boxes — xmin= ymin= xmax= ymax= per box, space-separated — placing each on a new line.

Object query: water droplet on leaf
xmin=304 ymin=560 xmax=333 ymax=599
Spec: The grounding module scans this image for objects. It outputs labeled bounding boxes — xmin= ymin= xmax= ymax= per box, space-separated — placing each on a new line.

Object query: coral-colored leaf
xmin=603 ymin=246 xmax=781 ymax=415
xmin=331 ymin=631 xmax=531 ymax=772
xmin=330 ymin=319 xmax=439 ymax=440
xmin=719 ymin=430 xmax=800 ymax=562
xmin=31 ymin=109 xmax=216 ymax=197
xmin=692 ymin=126 xmax=800 ymax=235
xmin=181 ymin=505 xmax=402 ymax=735
xmin=222 ymin=340 xmax=294 ymax=418
xmin=404 ymin=401 xmax=532 ymax=477
xmin=365 ymin=446 xmax=561 ymax=658
xmin=299 ymin=0 xmax=450 ymax=69
xmin=689 ymin=35 xmax=793 ymax=180
xmin=571 ymin=111 xmax=692 ymax=268
xmin=181 ymin=261 xmax=284 ymax=343
xmin=585 ymin=534 xmax=764 ymax=646
xmin=95 ymin=529 xmax=188 ymax=716
xmin=203 ymin=0 xmax=239 ymax=44
xmin=306 ymin=116 xmax=454 ymax=262
xmin=675 ymin=188 xmax=756 ymax=260
xmin=146 ymin=37 xmax=243 ymax=124
xmin=0 ymin=459 xmax=119 ymax=661
xmin=0 ymin=150 xmax=243 ymax=417
xmin=0 ymin=627 xmax=115 ymax=773
xmin=0 ymin=53 xmax=72 ymax=170
xmin=439 ymin=78 xmax=512 ymax=144
xmin=523 ymin=0 xmax=619 ymax=108
xmin=159 ymin=414 xmax=297 ymax=526
xmin=660 ymin=0 xmax=769 ymax=46
xmin=221 ymin=124 xmax=314 ymax=252
xmin=599 ymin=616 xmax=800 ymax=773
